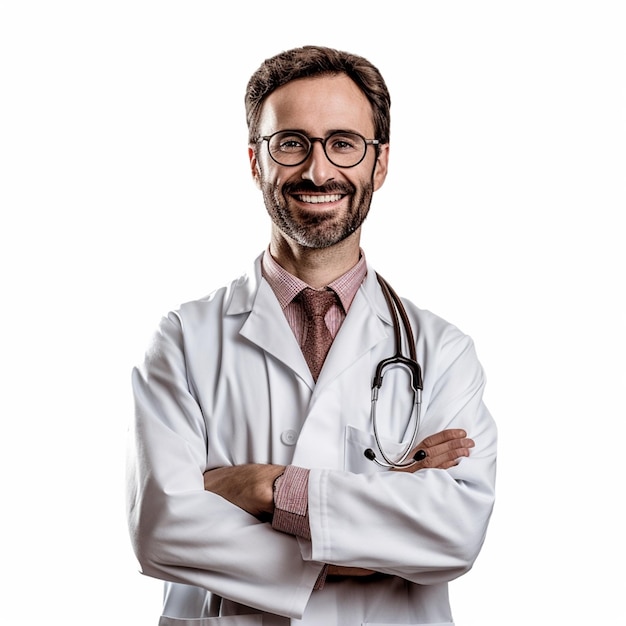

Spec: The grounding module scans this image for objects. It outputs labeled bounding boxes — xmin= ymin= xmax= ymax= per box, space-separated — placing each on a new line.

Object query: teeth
xmin=297 ymin=194 xmax=343 ymax=204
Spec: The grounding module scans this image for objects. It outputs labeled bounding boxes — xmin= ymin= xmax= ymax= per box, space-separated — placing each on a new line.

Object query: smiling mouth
xmin=294 ymin=193 xmax=344 ymax=204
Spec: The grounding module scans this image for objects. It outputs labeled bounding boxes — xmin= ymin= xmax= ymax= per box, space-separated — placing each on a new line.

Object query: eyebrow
xmin=272 ymin=128 xmax=369 ymax=138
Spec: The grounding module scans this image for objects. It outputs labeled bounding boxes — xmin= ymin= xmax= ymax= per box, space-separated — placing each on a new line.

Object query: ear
xmin=372 ymin=143 xmax=389 ymax=192
xmin=248 ymin=146 xmax=262 ymax=189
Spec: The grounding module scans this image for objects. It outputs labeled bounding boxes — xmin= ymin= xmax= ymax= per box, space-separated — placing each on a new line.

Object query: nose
xmin=300 ymin=139 xmax=335 ymax=186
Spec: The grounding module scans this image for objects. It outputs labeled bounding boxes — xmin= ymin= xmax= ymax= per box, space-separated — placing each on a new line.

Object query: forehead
xmin=258 ymin=74 xmax=375 ymax=136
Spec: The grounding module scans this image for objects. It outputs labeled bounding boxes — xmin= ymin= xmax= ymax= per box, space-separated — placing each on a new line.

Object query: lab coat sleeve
xmin=305 ymin=325 xmax=497 ymax=584
xmin=126 ymin=312 xmax=322 ymax=618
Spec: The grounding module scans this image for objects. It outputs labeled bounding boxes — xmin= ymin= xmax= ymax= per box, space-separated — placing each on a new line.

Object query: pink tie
xmin=300 ymin=288 xmax=337 ymax=381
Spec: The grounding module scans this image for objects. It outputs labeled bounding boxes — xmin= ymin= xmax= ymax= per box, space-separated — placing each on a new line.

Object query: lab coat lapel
xmin=235 ymin=262 xmax=313 ymax=385
xmin=314 ymin=269 xmax=392 ymax=390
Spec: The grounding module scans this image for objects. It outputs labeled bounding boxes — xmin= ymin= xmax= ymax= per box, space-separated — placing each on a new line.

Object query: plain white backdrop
xmin=1 ymin=1 xmax=624 ymax=624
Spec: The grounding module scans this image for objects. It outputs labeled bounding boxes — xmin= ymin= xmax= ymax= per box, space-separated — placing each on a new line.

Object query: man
xmin=127 ymin=45 xmax=497 ymax=625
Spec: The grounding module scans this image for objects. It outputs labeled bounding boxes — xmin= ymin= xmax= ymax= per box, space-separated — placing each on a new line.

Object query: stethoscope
xmin=363 ymin=274 xmax=424 ymax=468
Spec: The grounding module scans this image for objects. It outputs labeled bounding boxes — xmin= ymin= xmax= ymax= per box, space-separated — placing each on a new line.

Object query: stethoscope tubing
xmin=367 ymin=390 xmax=422 ymax=468
xmin=364 ymin=275 xmax=424 ymax=469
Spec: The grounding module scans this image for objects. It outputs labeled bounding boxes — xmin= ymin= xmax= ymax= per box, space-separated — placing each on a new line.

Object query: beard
xmin=259 ymin=178 xmax=375 ymax=249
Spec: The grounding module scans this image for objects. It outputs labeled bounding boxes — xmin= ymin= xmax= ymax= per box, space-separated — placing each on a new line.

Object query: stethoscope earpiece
xmin=364 ymin=448 xmax=377 ymax=461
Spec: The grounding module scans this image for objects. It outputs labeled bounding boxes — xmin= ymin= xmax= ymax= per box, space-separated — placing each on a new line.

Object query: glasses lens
xmin=268 ymin=132 xmax=310 ymax=166
xmin=325 ymin=132 xmax=367 ymax=167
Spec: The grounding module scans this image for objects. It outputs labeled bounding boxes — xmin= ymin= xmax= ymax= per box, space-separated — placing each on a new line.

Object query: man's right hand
xmin=203 ymin=463 xmax=285 ymax=519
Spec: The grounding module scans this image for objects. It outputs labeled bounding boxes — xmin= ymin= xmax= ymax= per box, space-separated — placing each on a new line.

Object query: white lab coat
xmin=127 ymin=255 xmax=497 ymax=626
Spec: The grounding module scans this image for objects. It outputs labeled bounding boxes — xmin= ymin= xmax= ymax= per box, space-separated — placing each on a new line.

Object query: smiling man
xmin=127 ymin=46 xmax=497 ymax=626
xmin=251 ymin=73 xmax=385 ymax=257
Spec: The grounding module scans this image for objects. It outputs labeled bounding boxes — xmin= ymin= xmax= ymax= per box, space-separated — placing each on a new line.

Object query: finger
xmin=419 ymin=429 xmax=468 ymax=448
xmin=407 ymin=436 xmax=474 ymax=465
xmin=405 ymin=437 xmax=474 ymax=471
xmin=437 ymin=458 xmax=463 ymax=470
xmin=422 ymin=443 xmax=473 ymax=469
xmin=426 ymin=437 xmax=475 ymax=457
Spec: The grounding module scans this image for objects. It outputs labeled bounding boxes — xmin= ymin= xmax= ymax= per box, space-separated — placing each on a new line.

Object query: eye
xmin=328 ymin=133 xmax=361 ymax=153
xmin=272 ymin=133 xmax=308 ymax=153
xmin=280 ymin=140 xmax=304 ymax=151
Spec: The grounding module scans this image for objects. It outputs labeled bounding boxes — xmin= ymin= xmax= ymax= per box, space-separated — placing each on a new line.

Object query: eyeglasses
xmin=258 ymin=130 xmax=381 ymax=168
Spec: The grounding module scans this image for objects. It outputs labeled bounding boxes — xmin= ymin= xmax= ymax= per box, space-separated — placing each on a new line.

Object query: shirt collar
xmin=261 ymin=247 xmax=367 ymax=313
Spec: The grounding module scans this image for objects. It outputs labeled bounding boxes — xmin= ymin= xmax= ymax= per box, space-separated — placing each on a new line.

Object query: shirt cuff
xmin=272 ymin=465 xmax=311 ymax=540
xmin=314 ymin=564 xmax=329 ymax=590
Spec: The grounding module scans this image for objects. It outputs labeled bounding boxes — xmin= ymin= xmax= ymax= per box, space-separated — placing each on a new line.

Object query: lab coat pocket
xmin=158 ymin=615 xmax=263 ymax=625
xmin=344 ymin=424 xmax=406 ymax=473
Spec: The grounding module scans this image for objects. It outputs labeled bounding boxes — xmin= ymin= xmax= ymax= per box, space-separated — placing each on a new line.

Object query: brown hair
xmin=245 ymin=45 xmax=391 ymax=145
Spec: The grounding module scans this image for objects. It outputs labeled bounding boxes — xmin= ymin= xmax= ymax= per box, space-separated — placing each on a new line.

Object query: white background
xmin=1 ymin=1 xmax=625 ymax=625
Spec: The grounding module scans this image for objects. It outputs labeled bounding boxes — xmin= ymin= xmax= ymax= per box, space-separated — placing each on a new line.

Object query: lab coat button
xmin=280 ymin=430 xmax=298 ymax=445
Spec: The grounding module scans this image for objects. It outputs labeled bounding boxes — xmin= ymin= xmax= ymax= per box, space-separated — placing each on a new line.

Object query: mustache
xmin=283 ymin=181 xmax=355 ymax=195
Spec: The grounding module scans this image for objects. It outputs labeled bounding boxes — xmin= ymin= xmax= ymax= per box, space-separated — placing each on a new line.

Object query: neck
xmin=269 ymin=230 xmax=362 ymax=289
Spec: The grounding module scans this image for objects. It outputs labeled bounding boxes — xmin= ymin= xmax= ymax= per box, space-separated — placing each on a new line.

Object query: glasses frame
xmin=257 ymin=130 xmax=381 ymax=169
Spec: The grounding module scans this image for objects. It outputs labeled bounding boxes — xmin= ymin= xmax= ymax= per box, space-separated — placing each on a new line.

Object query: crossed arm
xmin=203 ymin=429 xmax=474 ymax=577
